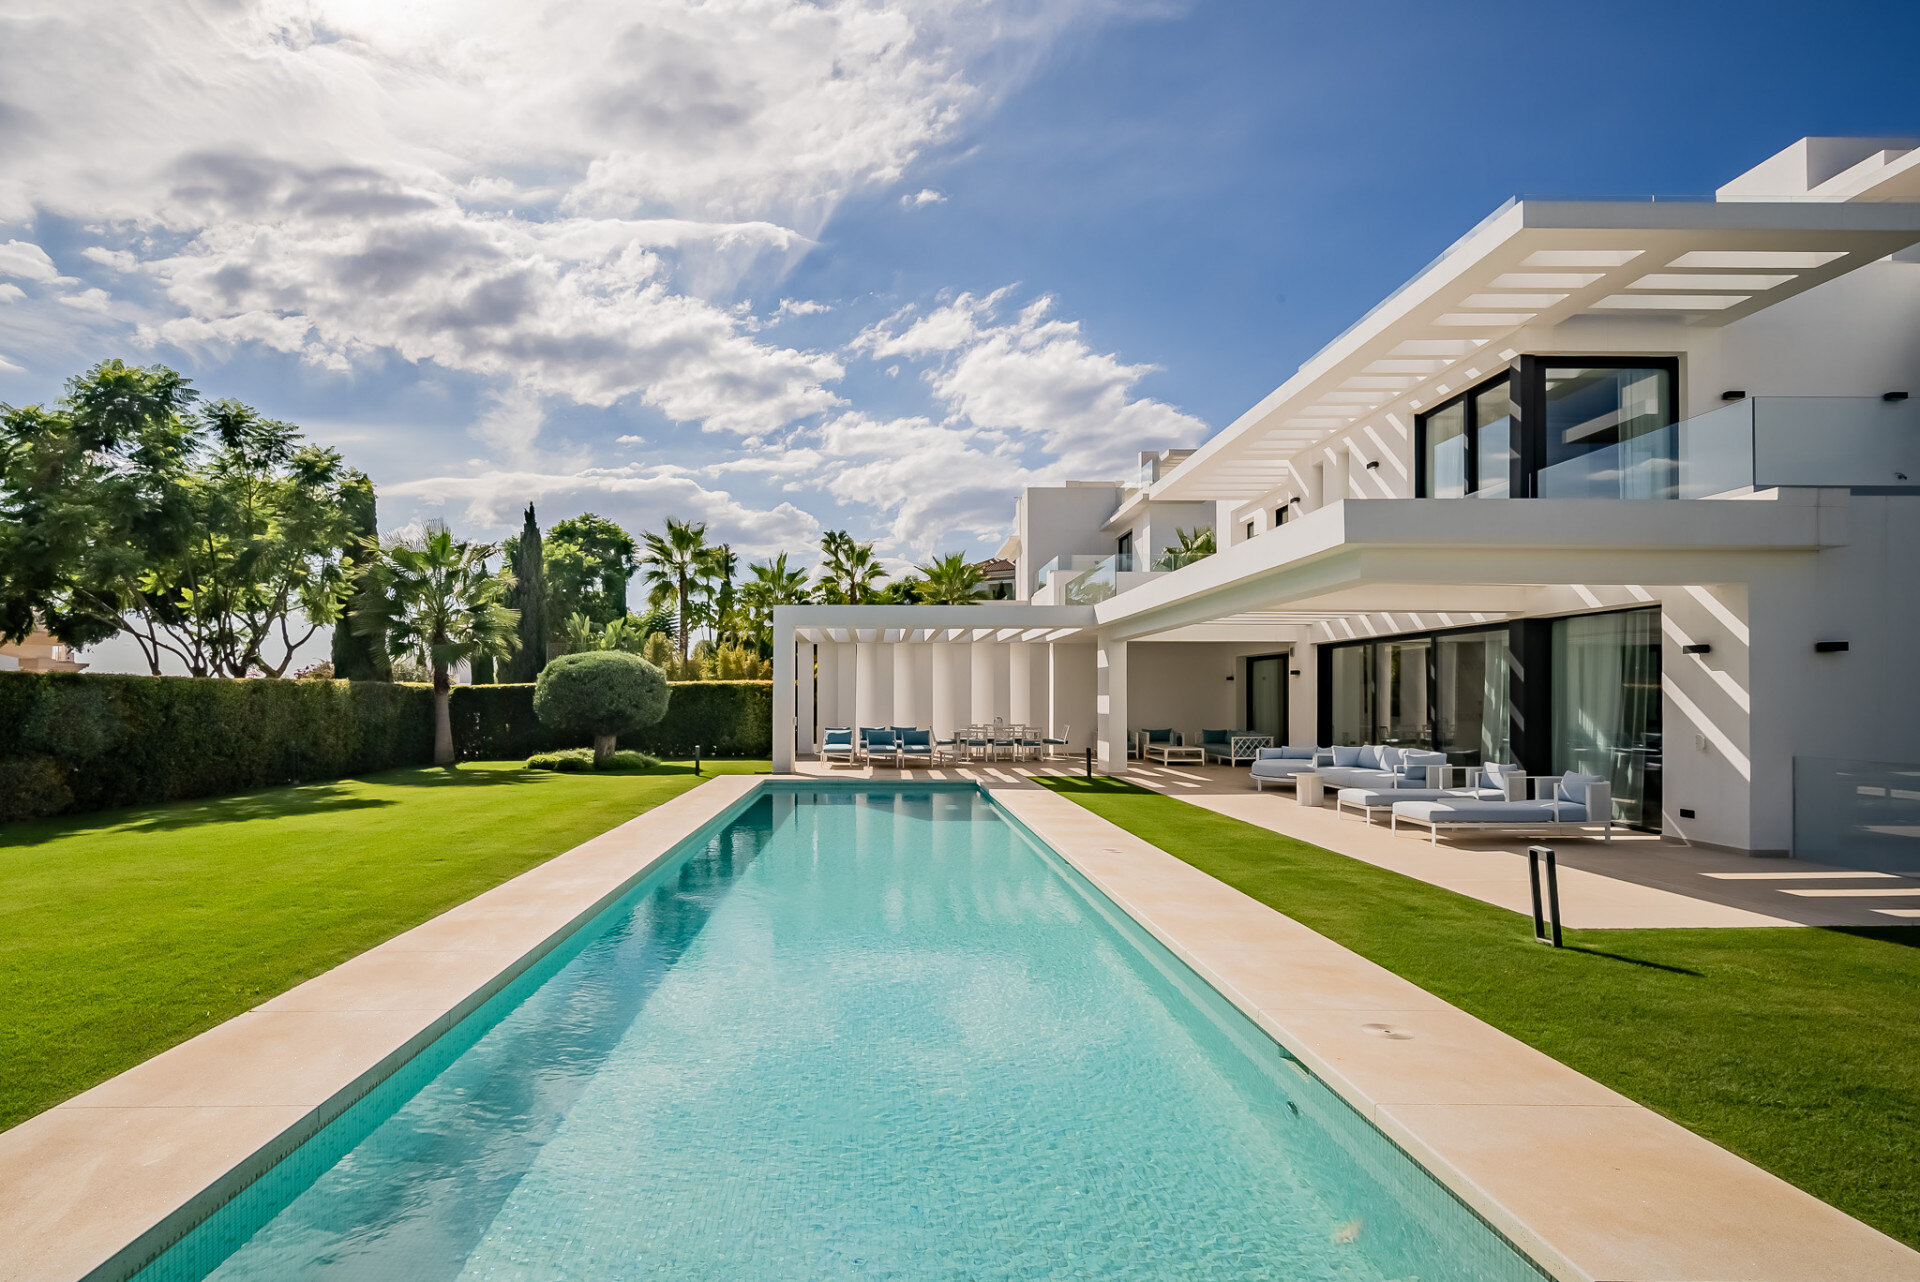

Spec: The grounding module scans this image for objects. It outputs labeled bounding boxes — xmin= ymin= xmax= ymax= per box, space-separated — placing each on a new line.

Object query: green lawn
xmin=0 ymin=760 xmax=765 ymax=1133
xmin=1039 ymin=777 xmax=1920 ymax=1249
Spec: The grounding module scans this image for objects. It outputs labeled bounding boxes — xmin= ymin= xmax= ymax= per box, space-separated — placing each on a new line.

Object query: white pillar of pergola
xmin=772 ymin=606 xmax=1097 ymax=772
xmin=1096 ymin=635 xmax=1128 ymax=774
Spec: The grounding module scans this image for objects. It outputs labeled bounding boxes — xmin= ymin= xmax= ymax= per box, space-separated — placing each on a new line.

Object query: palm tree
xmin=700 ymin=543 xmax=739 ymax=647
xmin=913 ymin=552 xmax=986 ymax=604
xmin=738 ymin=552 xmax=813 ymax=651
xmin=353 ymin=529 xmax=518 ymax=766
xmin=815 ymin=529 xmax=888 ymax=603
xmin=638 ymin=517 xmax=709 ymax=666
xmin=1156 ymin=525 xmax=1217 ymax=571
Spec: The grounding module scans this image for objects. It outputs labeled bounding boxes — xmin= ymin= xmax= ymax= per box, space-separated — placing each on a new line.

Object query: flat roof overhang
xmin=1093 ymin=494 xmax=1833 ymax=641
xmin=777 ymin=603 xmax=1097 ymax=646
xmin=1155 ymin=199 xmax=1920 ymax=502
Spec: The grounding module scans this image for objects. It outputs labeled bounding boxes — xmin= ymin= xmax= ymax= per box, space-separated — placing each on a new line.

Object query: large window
xmin=1320 ymin=626 xmax=1512 ymax=767
xmin=1416 ymin=375 xmax=1509 ymax=498
xmin=1551 ymin=608 xmax=1662 ymax=829
xmin=1533 ymin=361 xmax=1678 ymax=499
xmin=1416 ymin=358 xmax=1679 ymax=499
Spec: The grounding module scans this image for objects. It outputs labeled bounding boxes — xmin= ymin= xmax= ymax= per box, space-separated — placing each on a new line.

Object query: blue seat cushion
xmin=1557 ymin=771 xmax=1608 ymax=803
xmin=1280 ymin=745 xmax=1318 ymax=760
xmin=1201 ymin=728 xmax=1231 ymax=745
xmin=901 ymin=728 xmax=932 ymax=748
xmin=1331 ymin=745 xmax=1363 ymax=768
xmin=1143 ymin=728 xmax=1174 ymax=744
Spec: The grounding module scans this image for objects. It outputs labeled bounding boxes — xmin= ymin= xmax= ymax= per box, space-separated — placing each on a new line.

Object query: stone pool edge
xmin=987 ymin=784 xmax=1920 ymax=1282
xmin=0 ymin=774 xmax=766 ymax=1282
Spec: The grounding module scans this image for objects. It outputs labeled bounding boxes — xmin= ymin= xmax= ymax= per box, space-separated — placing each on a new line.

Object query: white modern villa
xmin=774 ymin=136 xmax=1920 ymax=863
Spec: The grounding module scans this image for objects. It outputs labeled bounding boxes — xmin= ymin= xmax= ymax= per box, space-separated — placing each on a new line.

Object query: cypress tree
xmin=331 ymin=472 xmax=392 ymax=681
xmin=504 ymin=503 xmax=548 ymax=682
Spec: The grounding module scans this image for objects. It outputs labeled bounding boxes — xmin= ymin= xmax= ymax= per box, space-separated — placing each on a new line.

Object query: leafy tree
xmin=1 ymin=360 xmax=201 ymax=650
xmin=125 ymin=399 xmax=363 ymax=678
xmin=0 ymin=360 xmax=364 ymax=678
xmin=912 ymin=552 xmax=986 ymax=604
xmin=353 ymin=529 xmax=519 ymax=765
xmin=699 ymin=543 xmax=740 ymax=647
xmin=638 ymin=516 xmax=710 ymax=667
xmin=331 ymin=473 xmax=391 ymax=681
xmin=1156 ymin=526 xmax=1217 ymax=571
xmin=738 ymin=553 xmax=812 ymax=652
xmin=501 ymin=504 xmax=548 ymax=682
xmin=546 ymin=513 xmax=639 ymax=628
xmin=815 ymin=530 xmax=888 ymax=603
xmin=533 ymin=650 xmax=670 ymax=765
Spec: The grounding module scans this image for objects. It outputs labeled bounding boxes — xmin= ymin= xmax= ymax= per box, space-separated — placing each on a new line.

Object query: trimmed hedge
xmin=0 ymin=672 xmax=771 ymax=823
xmin=0 ymin=671 xmax=432 ymax=821
xmin=450 ymin=681 xmax=770 ymax=760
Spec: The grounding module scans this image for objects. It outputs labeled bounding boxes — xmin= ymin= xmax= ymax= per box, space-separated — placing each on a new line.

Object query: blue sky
xmin=2 ymin=0 xmax=1915 ymax=616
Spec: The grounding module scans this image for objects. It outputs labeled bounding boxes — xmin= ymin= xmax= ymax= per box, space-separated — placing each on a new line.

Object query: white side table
xmin=1294 ymin=772 xmax=1324 ymax=807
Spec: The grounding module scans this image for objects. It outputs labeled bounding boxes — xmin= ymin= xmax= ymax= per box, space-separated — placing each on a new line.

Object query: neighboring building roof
xmin=974 ymin=558 xmax=1016 ymax=581
xmin=0 ymin=630 xmax=88 ymax=673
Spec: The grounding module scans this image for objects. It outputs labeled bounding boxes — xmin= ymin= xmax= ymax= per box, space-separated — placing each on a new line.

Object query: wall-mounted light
xmin=1815 ymin=640 xmax=1850 ymax=654
xmin=1289 ymin=669 xmax=1302 ymax=676
xmin=1721 ymin=389 xmax=1747 ymax=401
xmin=1681 ymin=642 xmax=1712 ymax=655
xmin=1885 ymin=391 xmax=1910 ymax=402
xmin=1365 ymin=459 xmax=1381 ymax=471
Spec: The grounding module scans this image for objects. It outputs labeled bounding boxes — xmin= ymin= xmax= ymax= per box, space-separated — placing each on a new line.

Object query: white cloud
xmin=901 ymin=187 xmax=948 ymax=207
xmin=852 ymin=287 xmax=1204 ymax=479
xmin=57 ymin=288 xmax=114 ymax=313
xmin=0 ymin=240 xmax=58 ymax=282
xmin=0 ymin=284 xmax=24 ymax=304
xmin=773 ymin=297 xmax=831 ymax=319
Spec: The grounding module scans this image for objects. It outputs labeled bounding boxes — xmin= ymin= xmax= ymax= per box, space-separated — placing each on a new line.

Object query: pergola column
xmin=1096 ymin=634 xmax=1128 ymax=774
xmin=932 ymin=640 xmax=970 ymax=736
xmin=892 ymin=640 xmax=922 ymax=727
xmin=1007 ymin=641 xmax=1033 ymax=726
xmin=772 ymin=611 xmax=796 ymax=773
xmin=795 ymin=640 xmax=815 ymax=754
xmin=835 ymin=642 xmax=858 ymax=729
xmin=855 ymin=638 xmax=891 ymax=730
xmin=971 ymin=640 xmax=1006 ymax=724
xmin=816 ymin=640 xmax=841 ymax=738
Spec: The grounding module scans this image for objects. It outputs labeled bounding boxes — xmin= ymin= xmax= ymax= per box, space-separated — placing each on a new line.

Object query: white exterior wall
xmin=1016 ymin=484 xmax=1126 ymax=599
xmin=1049 ymin=642 xmax=1096 ymax=752
xmin=1125 ymin=642 xmax=1293 ymax=743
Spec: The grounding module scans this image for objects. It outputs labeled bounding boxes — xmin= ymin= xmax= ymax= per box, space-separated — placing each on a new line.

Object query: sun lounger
xmin=1335 ymin=763 xmax=1521 ymax=822
xmin=1390 ymin=772 xmax=1613 ymax=844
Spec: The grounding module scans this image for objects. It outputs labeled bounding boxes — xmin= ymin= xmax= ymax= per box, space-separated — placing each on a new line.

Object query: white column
xmin=816 ymin=640 xmax=842 ymax=737
xmin=772 ymin=611 xmax=796 ymax=773
xmin=1008 ymin=642 xmax=1033 ymax=725
xmin=933 ymin=640 xmax=970 ymax=737
xmin=796 ymin=640 xmax=815 ymax=753
xmin=1097 ymin=635 xmax=1128 ymax=773
xmin=836 ymin=642 xmax=858 ymax=729
xmin=970 ymin=640 xmax=1003 ymax=724
xmin=1051 ymin=642 xmax=1096 ymax=753
xmin=892 ymin=641 xmax=922 ymax=727
xmin=1290 ymin=641 xmax=1317 ymax=748
xmin=910 ymin=642 xmax=932 ymax=730
xmin=855 ymin=639 xmax=892 ymax=730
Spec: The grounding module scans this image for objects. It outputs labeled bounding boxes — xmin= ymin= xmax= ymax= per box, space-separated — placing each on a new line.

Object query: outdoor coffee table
xmin=1294 ymin=771 xmax=1326 ymax=806
xmin=1145 ymin=743 xmax=1205 ymax=765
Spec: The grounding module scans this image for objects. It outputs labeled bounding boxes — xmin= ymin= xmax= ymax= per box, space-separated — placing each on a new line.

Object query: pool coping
xmin=987 ymin=784 xmax=1920 ymax=1282
xmin=1 ymin=774 xmax=1914 ymax=1282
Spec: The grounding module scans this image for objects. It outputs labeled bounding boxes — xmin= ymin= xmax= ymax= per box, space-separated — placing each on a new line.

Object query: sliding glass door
xmin=1321 ymin=627 xmax=1512 ymax=767
xmin=1551 ymin=608 xmax=1662 ymax=828
xmin=1245 ymin=655 xmax=1288 ymax=745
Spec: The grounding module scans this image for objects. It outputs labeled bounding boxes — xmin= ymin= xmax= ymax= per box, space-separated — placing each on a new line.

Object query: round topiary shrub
xmin=533 ymin=651 xmax=670 ymax=765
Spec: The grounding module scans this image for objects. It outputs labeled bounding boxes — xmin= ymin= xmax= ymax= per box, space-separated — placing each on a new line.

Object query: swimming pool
xmin=137 ymin=784 xmax=1544 ymax=1280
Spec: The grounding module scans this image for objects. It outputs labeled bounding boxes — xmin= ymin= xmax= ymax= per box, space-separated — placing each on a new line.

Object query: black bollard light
xmin=1085 ymin=746 xmax=1094 ymax=779
xmin=694 ymin=745 xmax=702 ymax=776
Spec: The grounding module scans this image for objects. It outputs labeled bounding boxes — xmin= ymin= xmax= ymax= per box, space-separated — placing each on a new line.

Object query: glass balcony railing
xmin=1534 ymin=396 xmax=1920 ymax=500
xmin=1061 ymin=552 xmax=1138 ymax=604
xmin=1034 ymin=554 xmax=1115 ymax=590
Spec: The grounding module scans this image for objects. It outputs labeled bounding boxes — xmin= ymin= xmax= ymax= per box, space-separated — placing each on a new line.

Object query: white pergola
xmin=771 ymin=605 xmax=1099 ymax=773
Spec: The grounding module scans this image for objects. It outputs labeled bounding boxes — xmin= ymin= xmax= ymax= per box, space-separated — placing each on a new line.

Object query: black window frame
xmin=1414 ymin=371 xmax=1510 ymax=498
xmin=1514 ymin=355 xmax=1680 ymax=498
xmin=1274 ymin=504 xmax=1288 ymax=526
xmin=1417 ymin=356 xmax=1683 ymax=498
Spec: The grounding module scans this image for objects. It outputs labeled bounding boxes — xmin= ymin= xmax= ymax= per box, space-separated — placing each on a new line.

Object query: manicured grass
xmin=1039 ymin=777 xmax=1920 ymax=1248
xmin=0 ymin=759 xmax=766 ymax=1133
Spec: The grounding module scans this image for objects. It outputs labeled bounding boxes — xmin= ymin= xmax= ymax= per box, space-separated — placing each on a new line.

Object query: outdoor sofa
xmin=1316 ymin=744 xmax=1451 ymax=791
xmin=1198 ymin=729 xmax=1273 ymax=766
xmin=1250 ymin=745 xmax=1321 ymax=791
xmin=1390 ymin=771 xmax=1613 ymax=844
xmin=1334 ymin=762 xmax=1522 ymax=823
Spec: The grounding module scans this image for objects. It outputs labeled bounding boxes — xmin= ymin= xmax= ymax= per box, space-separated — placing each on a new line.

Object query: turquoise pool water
xmin=139 ymin=785 xmax=1543 ymax=1280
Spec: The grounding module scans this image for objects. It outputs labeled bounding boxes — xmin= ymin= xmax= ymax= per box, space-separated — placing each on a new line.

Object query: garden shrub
xmin=0 ymin=671 xmax=433 ymax=819
xmin=533 ymin=651 xmax=670 ymax=764
xmin=449 ymin=681 xmax=770 ymax=760
xmin=525 ymin=747 xmax=660 ymax=773
xmin=0 ymin=755 xmax=74 ymax=822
